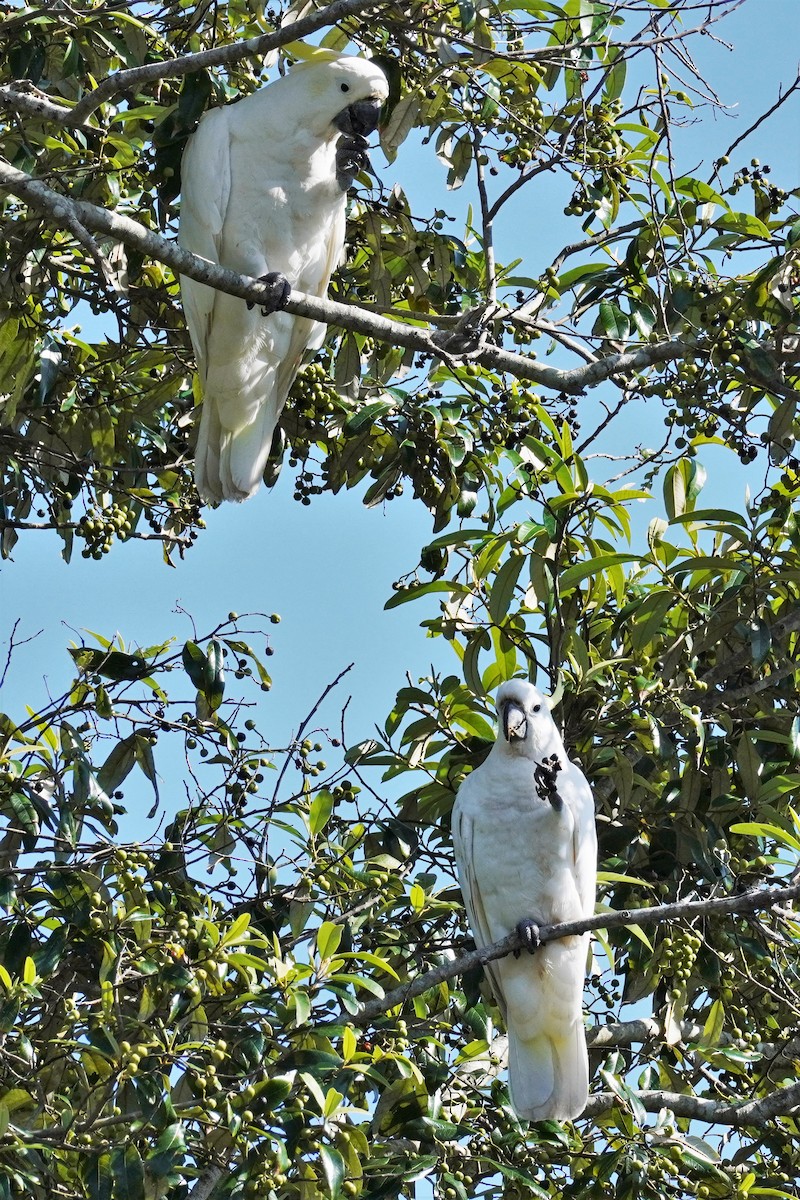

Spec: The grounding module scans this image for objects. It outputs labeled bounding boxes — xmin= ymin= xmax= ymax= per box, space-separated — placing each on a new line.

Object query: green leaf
xmin=734 ymin=736 xmax=762 ymax=802
xmin=317 ymin=921 xmax=343 ymax=961
xmin=559 ymin=553 xmax=639 ymax=590
xmin=384 ymin=580 xmax=466 ymax=610
xmin=482 ymin=1159 xmax=548 ymax=1199
xmin=176 ymin=70 xmax=212 ymax=127
xmin=488 ymin=554 xmax=524 ymax=623
xmin=701 ymin=998 xmax=725 ymax=1046
xmin=675 ymin=176 xmax=728 ymax=209
xmin=748 ymin=617 xmax=771 ymax=667
xmin=204 ymin=638 xmax=225 ymax=711
xmin=259 ymin=1076 xmax=294 ymax=1111
xmin=108 ymin=1144 xmax=145 ymax=1200
xmin=319 ymin=1145 xmax=346 ymax=1200
xmin=96 ymin=736 xmax=138 ymax=795
xmin=181 ymin=641 xmax=206 ymax=690
xmin=134 ymin=734 xmax=160 ymax=818
xmin=220 ymin=911 xmax=252 ymax=946
xmin=663 ymin=458 xmax=705 ymax=519
xmin=309 ymin=789 xmax=335 ymax=837
xmin=7 ymin=791 xmax=40 ymax=845
xmin=730 ymin=820 xmax=800 ymax=855
xmin=146 ymin=1123 xmax=187 ymax=1178
xmin=715 ymin=211 xmax=771 ymax=239
xmin=83 ymin=1153 xmax=113 ymax=1200
xmin=603 ymin=47 xmax=626 ymax=102
xmin=598 ymin=299 xmax=630 ymax=341
xmin=343 ymin=399 xmax=394 ymax=436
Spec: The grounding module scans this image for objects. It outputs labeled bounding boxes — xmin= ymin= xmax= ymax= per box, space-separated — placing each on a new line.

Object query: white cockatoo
xmin=178 ymin=54 xmax=389 ymax=503
xmin=451 ymin=679 xmax=597 ymax=1121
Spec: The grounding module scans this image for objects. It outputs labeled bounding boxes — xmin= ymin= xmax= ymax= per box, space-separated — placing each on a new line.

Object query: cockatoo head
xmin=495 ymin=680 xmax=560 ymax=759
xmin=286 ymin=55 xmax=389 ymax=140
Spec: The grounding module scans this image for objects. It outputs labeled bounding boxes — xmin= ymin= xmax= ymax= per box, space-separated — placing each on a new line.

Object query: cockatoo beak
xmin=333 ymin=96 xmax=383 ymax=137
xmin=502 ymin=701 xmax=528 ymax=742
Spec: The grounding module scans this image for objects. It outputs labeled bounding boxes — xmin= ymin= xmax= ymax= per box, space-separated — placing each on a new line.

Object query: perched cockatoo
xmin=451 ymin=680 xmax=597 ymax=1121
xmin=179 ymin=54 xmax=389 ymax=503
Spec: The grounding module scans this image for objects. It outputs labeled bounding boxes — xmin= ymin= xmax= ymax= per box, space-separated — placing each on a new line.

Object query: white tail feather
xmin=507 ymin=1021 xmax=589 ymax=1122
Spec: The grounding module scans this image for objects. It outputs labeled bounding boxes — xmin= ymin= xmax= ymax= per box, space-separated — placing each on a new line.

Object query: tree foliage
xmin=2 ymin=0 xmax=800 ymax=1197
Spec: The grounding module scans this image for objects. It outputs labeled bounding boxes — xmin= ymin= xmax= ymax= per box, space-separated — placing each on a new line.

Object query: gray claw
xmin=515 ymin=918 xmax=540 ymax=956
xmin=246 ymin=271 xmax=291 ymax=314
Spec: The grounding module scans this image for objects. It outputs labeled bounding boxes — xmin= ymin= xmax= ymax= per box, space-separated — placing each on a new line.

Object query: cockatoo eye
xmin=532 ymin=704 xmax=541 ymax=712
xmin=340 ymin=82 xmax=351 ymax=92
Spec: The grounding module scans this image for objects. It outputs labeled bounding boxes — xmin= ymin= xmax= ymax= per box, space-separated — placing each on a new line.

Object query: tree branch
xmin=583 ymin=1082 xmax=800 ymax=1126
xmin=697 ymin=606 xmax=800 ymax=691
xmin=57 ymin=0 xmax=387 ymax=127
xmin=586 ymin=1016 xmax=701 ymax=1049
xmin=350 ymin=880 xmax=800 ymax=1026
xmin=0 ymin=157 xmax=689 ymax=396
xmin=0 ymin=83 xmax=84 ymax=127
xmin=188 ymin=1165 xmax=226 ymax=1200
xmin=586 ymin=1016 xmax=800 ymax=1068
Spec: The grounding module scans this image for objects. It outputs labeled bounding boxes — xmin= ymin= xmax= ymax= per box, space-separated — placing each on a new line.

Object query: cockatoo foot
xmin=515 ymin=918 xmax=540 ymax=956
xmin=246 ymin=271 xmax=291 ymax=315
xmin=336 ymin=133 xmax=370 ymax=190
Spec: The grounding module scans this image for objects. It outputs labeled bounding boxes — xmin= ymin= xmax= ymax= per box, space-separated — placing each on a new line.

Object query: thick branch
xmin=0 ymin=84 xmax=82 ymax=127
xmin=0 ymin=158 xmax=688 ymax=395
xmin=587 ymin=1016 xmax=701 ymax=1049
xmin=583 ymin=1081 xmax=800 ymax=1126
xmin=351 ymin=881 xmax=800 ymax=1026
xmin=65 ymin=0 xmax=386 ymax=125
xmin=586 ymin=1016 xmax=800 ymax=1066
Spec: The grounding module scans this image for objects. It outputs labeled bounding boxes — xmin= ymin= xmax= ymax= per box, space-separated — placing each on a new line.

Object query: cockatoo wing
xmin=216 ymin=197 xmax=346 ymax=501
xmin=178 ymin=107 xmax=231 ymax=378
xmin=450 ymin=788 xmax=507 ymax=1021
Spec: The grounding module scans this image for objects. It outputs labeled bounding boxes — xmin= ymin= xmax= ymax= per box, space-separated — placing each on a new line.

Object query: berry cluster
xmin=76 ymin=502 xmax=133 ymax=558
xmin=659 ymin=927 xmax=702 ymax=999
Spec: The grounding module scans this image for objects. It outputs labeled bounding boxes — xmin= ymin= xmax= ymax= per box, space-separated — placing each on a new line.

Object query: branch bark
xmin=0 ymin=0 xmax=389 ymax=129
xmin=583 ymin=1082 xmax=800 ymax=1126
xmin=586 ymin=1016 xmax=800 ymax=1066
xmin=0 ymin=157 xmax=689 ymax=396
xmin=350 ymin=880 xmax=800 ymax=1026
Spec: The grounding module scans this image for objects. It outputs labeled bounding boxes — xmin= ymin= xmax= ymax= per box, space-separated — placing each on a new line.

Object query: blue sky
xmin=2 ymin=0 xmax=799 ymax=786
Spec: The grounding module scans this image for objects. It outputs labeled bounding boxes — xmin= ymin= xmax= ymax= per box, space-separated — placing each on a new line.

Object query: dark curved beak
xmin=502 ymin=701 xmax=527 ymax=742
xmin=333 ymin=96 xmax=383 ymax=137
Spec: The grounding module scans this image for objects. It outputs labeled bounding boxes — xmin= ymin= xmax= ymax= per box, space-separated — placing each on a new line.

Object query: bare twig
xmin=715 ymin=68 xmax=800 ymax=178
xmin=0 ymin=618 xmax=42 ymax=690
